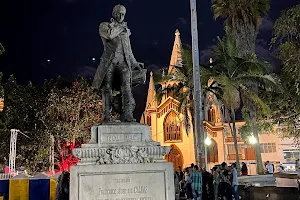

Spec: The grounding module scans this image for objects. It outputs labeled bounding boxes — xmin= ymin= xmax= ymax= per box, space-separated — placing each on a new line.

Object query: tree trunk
xmin=251 ymin=117 xmax=264 ymax=175
xmin=231 ymin=108 xmax=241 ymax=175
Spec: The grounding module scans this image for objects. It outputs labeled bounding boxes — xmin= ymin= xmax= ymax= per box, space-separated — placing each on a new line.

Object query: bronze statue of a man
xmin=92 ymin=4 xmax=146 ymax=122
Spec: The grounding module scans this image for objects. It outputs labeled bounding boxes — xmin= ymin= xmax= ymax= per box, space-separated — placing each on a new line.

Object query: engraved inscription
xmin=124 ymin=134 xmax=140 ymax=141
xmin=79 ymin=172 xmax=165 ymax=200
xmin=107 ymin=135 xmax=120 ymax=142
xmin=101 ymin=133 xmax=142 ymax=143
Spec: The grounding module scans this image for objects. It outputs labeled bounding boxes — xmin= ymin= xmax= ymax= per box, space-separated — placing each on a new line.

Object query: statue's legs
xmin=102 ymin=65 xmax=115 ymax=122
xmin=117 ymin=63 xmax=136 ymax=122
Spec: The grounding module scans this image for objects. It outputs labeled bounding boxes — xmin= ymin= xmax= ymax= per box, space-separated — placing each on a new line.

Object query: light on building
xmin=249 ymin=135 xmax=257 ymax=144
xmin=0 ymin=98 xmax=4 ymax=112
xmin=47 ymin=59 xmax=51 ymax=63
xmin=205 ymin=137 xmax=212 ymax=146
xmin=92 ymin=58 xmax=96 ymax=61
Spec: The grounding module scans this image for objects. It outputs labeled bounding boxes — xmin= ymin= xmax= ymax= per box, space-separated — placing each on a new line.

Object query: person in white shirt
xmin=266 ymin=161 xmax=274 ymax=174
xmin=231 ymin=163 xmax=239 ymax=200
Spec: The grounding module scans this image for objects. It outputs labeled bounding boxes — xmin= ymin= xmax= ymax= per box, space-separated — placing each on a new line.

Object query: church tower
xmin=141 ymin=29 xmax=196 ymax=169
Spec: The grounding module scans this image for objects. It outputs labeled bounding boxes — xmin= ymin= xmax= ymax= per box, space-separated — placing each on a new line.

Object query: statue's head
xmin=112 ymin=4 xmax=126 ymax=23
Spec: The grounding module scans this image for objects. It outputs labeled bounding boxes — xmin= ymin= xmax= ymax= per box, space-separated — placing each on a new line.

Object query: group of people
xmin=175 ymin=162 xmax=242 ymax=200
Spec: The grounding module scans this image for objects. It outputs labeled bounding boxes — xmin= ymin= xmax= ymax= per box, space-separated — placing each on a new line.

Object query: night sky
xmin=0 ymin=0 xmax=299 ymax=118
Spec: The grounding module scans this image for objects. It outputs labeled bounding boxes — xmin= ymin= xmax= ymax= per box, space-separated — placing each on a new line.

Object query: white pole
xmin=9 ymin=129 xmax=18 ymax=175
xmin=190 ymin=0 xmax=205 ymax=167
xmin=49 ymin=135 xmax=55 ymax=175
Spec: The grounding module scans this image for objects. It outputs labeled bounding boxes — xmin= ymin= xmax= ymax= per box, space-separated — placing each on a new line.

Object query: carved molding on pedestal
xmin=73 ymin=145 xmax=170 ymax=165
xmin=96 ymin=146 xmax=150 ymax=165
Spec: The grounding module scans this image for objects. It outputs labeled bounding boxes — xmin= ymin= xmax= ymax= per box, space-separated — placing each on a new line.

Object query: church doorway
xmin=207 ymin=139 xmax=218 ymax=163
xmin=165 ymin=145 xmax=183 ymax=170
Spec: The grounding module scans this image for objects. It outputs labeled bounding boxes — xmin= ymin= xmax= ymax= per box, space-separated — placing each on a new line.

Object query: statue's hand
xmin=132 ymin=62 xmax=143 ymax=71
xmin=121 ymin=27 xmax=131 ymax=36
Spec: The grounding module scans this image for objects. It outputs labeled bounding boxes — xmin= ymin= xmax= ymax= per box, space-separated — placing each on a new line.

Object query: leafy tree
xmin=40 ymin=77 xmax=103 ymax=171
xmin=0 ymin=72 xmax=5 ymax=129
xmin=0 ymin=75 xmax=51 ymax=173
xmin=0 ymin=76 xmax=104 ymax=173
xmin=239 ymin=108 xmax=273 ymax=141
xmin=272 ymin=4 xmax=300 ymax=87
xmin=201 ymin=33 xmax=278 ymax=174
xmin=268 ymin=4 xmax=300 ymax=144
xmin=212 ymin=0 xmax=270 ymax=57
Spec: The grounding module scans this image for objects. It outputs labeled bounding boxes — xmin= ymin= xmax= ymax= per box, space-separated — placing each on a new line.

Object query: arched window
xmin=208 ymin=106 xmax=216 ymax=122
xmin=164 ymin=111 xmax=182 ymax=142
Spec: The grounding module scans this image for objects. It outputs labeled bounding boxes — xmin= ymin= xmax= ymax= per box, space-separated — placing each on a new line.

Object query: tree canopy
xmin=0 ymin=76 xmax=103 ymax=173
xmin=212 ymin=0 xmax=270 ymax=57
xmin=267 ymin=4 xmax=300 ymax=144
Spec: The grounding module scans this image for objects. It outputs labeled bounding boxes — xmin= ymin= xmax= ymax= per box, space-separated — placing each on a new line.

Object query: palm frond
xmin=240 ymin=85 xmax=271 ymax=116
xmin=236 ymin=74 xmax=281 ymax=92
xmin=0 ymin=43 xmax=4 ymax=56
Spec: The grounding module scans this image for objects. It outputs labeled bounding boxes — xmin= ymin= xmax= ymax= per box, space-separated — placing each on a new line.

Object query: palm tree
xmin=212 ymin=0 xmax=270 ymax=57
xmin=212 ymin=0 xmax=271 ymax=174
xmin=201 ymin=33 xmax=278 ymax=173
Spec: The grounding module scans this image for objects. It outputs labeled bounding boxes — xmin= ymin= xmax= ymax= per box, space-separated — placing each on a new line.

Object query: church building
xmin=140 ymin=29 xmax=297 ymax=173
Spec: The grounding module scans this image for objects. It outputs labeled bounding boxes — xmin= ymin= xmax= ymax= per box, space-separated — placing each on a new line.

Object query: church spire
xmin=140 ymin=72 xmax=157 ymax=124
xmin=168 ymin=29 xmax=182 ymax=74
xmin=145 ymin=71 xmax=157 ymax=109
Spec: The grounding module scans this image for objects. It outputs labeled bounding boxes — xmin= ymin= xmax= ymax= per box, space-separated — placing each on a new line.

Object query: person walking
xmin=219 ymin=162 xmax=232 ymax=200
xmin=184 ymin=167 xmax=193 ymax=200
xmin=212 ymin=166 xmax=220 ymax=200
xmin=231 ymin=163 xmax=239 ymax=200
xmin=188 ymin=165 xmax=202 ymax=200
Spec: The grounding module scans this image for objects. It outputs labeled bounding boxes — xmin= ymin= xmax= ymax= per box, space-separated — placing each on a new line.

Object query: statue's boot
xmin=102 ymin=90 xmax=112 ymax=122
xmin=121 ymin=85 xmax=136 ymax=122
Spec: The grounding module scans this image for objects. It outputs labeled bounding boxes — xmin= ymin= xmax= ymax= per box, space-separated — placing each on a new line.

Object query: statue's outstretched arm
xmin=99 ymin=23 xmax=124 ymax=40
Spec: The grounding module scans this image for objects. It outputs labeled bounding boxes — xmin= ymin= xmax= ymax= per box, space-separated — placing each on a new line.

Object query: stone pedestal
xmin=70 ymin=123 xmax=175 ymax=200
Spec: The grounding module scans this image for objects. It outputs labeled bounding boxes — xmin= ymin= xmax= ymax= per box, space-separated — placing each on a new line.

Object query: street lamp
xmin=205 ymin=137 xmax=212 ymax=146
xmin=204 ymin=136 xmax=211 ymax=170
xmin=249 ymin=135 xmax=257 ymax=144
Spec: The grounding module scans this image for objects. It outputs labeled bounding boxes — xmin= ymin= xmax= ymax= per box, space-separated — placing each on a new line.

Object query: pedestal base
xmin=70 ymin=123 xmax=174 ymax=200
xmin=70 ymin=163 xmax=175 ymax=200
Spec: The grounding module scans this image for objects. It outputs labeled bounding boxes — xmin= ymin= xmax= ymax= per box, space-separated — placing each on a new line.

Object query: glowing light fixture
xmin=0 ymin=98 xmax=4 ymax=112
xmin=92 ymin=58 xmax=96 ymax=61
xmin=205 ymin=137 xmax=212 ymax=146
xmin=249 ymin=135 xmax=257 ymax=144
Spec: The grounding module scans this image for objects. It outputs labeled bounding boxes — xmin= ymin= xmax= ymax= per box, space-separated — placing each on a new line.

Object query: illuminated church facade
xmin=140 ymin=29 xmax=297 ymax=173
